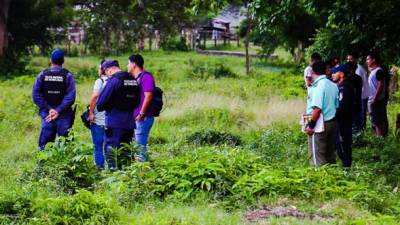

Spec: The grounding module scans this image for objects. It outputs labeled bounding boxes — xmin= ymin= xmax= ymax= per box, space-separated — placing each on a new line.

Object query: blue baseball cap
xmin=50 ymin=48 xmax=64 ymax=61
xmin=331 ymin=64 xmax=348 ymax=74
xmin=101 ymin=60 xmax=119 ymax=70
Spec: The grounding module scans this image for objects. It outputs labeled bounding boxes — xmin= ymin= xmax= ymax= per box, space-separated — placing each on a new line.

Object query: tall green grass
xmin=1 ymin=51 xmax=400 ymax=224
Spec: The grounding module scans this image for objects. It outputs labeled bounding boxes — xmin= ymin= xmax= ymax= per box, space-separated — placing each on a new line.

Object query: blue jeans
xmin=135 ymin=117 xmax=154 ymax=161
xmin=39 ymin=116 xmax=72 ymax=150
xmin=90 ymin=124 xmax=105 ymax=169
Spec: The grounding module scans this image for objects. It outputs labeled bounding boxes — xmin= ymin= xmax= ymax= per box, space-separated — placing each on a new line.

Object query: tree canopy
xmin=0 ymin=0 xmax=72 ymax=72
xmin=1 ymin=0 xmax=400 ymax=73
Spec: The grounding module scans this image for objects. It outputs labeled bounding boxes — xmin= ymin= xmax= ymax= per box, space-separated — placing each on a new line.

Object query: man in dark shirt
xmin=346 ymin=61 xmax=363 ymax=134
xmin=97 ymin=60 xmax=140 ymax=170
xmin=332 ymin=64 xmax=354 ymax=167
xmin=32 ymin=49 xmax=76 ymax=150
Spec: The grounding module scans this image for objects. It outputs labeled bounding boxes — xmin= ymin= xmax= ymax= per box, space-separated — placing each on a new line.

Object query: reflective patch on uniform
xmin=124 ymin=80 xmax=138 ymax=86
xmin=339 ymin=92 xmax=343 ymax=101
xmin=48 ymin=90 xmax=61 ymax=94
xmin=44 ymin=76 xmax=64 ymax=82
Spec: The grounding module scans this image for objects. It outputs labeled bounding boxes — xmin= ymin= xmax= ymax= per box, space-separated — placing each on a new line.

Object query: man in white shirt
xmin=366 ymin=53 xmax=389 ymax=137
xmin=304 ymin=53 xmax=322 ymax=88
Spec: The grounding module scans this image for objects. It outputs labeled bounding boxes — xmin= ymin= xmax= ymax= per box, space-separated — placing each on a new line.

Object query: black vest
xmin=112 ymin=71 xmax=140 ymax=111
xmin=41 ymin=68 xmax=68 ymax=107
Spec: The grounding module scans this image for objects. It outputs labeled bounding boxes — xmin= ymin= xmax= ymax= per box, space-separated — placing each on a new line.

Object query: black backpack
xmin=137 ymin=72 xmax=164 ymax=117
xmin=80 ymin=105 xmax=91 ymax=129
xmin=151 ymin=86 xmax=163 ymax=117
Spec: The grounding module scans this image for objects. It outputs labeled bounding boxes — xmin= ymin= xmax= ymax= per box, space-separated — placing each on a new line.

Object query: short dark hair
xmin=51 ymin=58 xmax=64 ymax=66
xmin=348 ymin=52 xmax=358 ymax=59
xmin=346 ymin=61 xmax=357 ymax=75
xmin=311 ymin=52 xmax=322 ymax=61
xmin=128 ymin=54 xmax=144 ymax=68
xmin=367 ymin=52 xmax=380 ymax=64
xmin=312 ymin=61 xmax=326 ymax=75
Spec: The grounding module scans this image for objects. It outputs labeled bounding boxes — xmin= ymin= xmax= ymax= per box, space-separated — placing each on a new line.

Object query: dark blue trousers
xmin=336 ymin=120 xmax=353 ymax=167
xmin=360 ymin=98 xmax=368 ymax=130
xmin=39 ymin=116 xmax=72 ymax=150
xmin=104 ymin=127 xmax=134 ymax=170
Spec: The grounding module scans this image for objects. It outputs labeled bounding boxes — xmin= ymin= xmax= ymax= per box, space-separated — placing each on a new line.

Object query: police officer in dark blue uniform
xmin=96 ymin=60 xmax=140 ymax=170
xmin=32 ymin=48 xmax=76 ymax=150
xmin=332 ymin=64 xmax=354 ymax=167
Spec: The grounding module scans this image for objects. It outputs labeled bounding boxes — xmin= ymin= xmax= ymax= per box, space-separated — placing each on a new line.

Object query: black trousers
xmin=336 ymin=120 xmax=353 ymax=167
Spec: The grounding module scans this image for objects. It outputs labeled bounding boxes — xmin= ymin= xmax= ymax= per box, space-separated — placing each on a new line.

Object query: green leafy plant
xmin=20 ymin=133 xmax=98 ymax=194
xmin=186 ymin=130 xmax=242 ymax=146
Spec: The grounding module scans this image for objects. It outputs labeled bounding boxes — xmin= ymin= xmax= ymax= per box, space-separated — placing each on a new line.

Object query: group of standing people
xmin=303 ymin=52 xmax=390 ymax=168
xmin=32 ymin=49 xmax=157 ymax=171
xmin=32 ymin=48 xmax=391 ymax=171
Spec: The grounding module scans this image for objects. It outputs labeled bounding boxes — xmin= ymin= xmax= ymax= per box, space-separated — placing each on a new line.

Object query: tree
xmin=251 ymin=0 xmax=319 ymax=63
xmin=307 ymin=0 xmax=400 ymax=65
xmin=0 ymin=0 xmax=11 ymax=58
xmin=192 ymin=0 xmax=255 ymax=74
xmin=77 ymin=0 xmax=194 ymax=55
xmin=0 ymin=0 xmax=72 ymax=73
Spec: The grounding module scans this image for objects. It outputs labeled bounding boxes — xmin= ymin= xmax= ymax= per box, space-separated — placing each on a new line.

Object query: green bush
xmin=353 ymin=134 xmax=400 ymax=186
xmin=98 ymin=147 xmax=400 ymax=213
xmin=161 ymin=36 xmax=189 ymax=52
xmin=20 ymin=134 xmax=98 ymax=194
xmin=31 ymin=190 xmax=121 ymax=224
xmin=187 ymin=59 xmax=237 ymax=79
xmin=186 ymin=130 xmax=241 ymax=146
xmin=246 ymin=125 xmax=307 ymax=165
xmin=0 ymin=191 xmax=32 ymax=223
xmin=74 ymin=66 xmax=98 ymax=81
xmin=0 ymin=190 xmax=122 ymax=224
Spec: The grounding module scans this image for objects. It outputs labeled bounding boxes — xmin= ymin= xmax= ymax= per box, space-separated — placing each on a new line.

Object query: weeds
xmin=186 ymin=130 xmax=242 ymax=146
xmin=187 ymin=59 xmax=237 ymax=79
xmin=19 ymin=134 xmax=98 ymax=194
xmin=1 ymin=52 xmax=400 ymax=224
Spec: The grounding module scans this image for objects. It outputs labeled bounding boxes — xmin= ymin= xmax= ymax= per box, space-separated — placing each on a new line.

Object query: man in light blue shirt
xmin=305 ymin=61 xmax=339 ymax=166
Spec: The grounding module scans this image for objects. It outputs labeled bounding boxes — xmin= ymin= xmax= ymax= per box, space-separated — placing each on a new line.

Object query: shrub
xmin=74 ymin=66 xmax=98 ymax=81
xmin=98 ymin=147 xmax=400 ymax=213
xmin=30 ymin=190 xmax=121 ymax=224
xmin=186 ymin=130 xmax=241 ymax=146
xmin=0 ymin=190 xmax=122 ymax=224
xmin=161 ymin=36 xmax=189 ymax=52
xmin=187 ymin=59 xmax=237 ymax=79
xmin=246 ymin=125 xmax=307 ymax=165
xmin=0 ymin=191 xmax=32 ymax=223
xmin=20 ymin=134 xmax=98 ymax=194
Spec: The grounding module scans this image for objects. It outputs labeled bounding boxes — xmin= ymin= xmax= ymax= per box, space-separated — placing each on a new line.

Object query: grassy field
xmin=1 ymin=50 xmax=400 ymax=224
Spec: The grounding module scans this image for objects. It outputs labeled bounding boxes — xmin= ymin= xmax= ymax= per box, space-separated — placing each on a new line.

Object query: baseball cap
xmin=101 ymin=60 xmax=119 ymax=70
xmin=331 ymin=64 xmax=348 ymax=74
xmin=50 ymin=48 xmax=64 ymax=61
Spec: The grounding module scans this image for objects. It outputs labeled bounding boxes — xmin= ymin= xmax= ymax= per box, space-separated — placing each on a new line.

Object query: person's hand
xmin=305 ymin=127 xmax=315 ymax=135
xmin=135 ymin=113 xmax=145 ymax=122
xmin=46 ymin=109 xmax=59 ymax=122
xmin=89 ymin=113 xmax=95 ymax=124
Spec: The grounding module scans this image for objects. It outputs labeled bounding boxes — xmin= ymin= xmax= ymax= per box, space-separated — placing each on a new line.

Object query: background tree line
xmin=0 ymin=0 xmax=399 ymax=73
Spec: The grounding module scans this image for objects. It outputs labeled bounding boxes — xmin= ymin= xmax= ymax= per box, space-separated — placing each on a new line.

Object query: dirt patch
xmin=245 ymin=206 xmax=333 ymax=222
